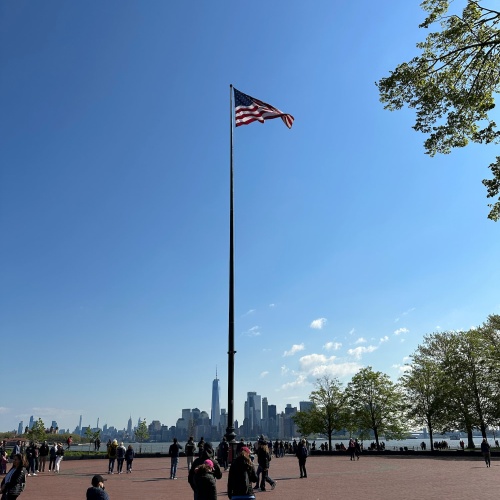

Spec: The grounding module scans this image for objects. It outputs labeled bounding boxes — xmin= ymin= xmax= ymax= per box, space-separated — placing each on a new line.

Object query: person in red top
xmin=66 ymin=436 xmax=72 ymax=450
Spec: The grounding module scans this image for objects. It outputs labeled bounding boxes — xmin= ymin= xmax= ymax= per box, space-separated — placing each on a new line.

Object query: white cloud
xmin=392 ymin=364 xmax=411 ymax=374
xmin=395 ymin=307 xmax=415 ymax=323
xmin=298 ymin=354 xmax=361 ymax=378
xmin=310 ymin=318 xmax=327 ymax=330
xmin=269 ymin=303 xmax=275 ymax=308
xmin=281 ymin=365 xmax=289 ymax=375
xmin=260 ymin=371 xmax=269 ymax=378
xmin=323 ymin=341 xmax=342 ymax=351
xmin=242 ymin=309 xmax=255 ymax=316
xmin=281 ymin=374 xmax=308 ymax=390
xmin=347 ymin=345 xmax=378 ymax=359
xmin=283 ymin=343 xmax=305 ymax=357
xmin=348 ymin=328 xmax=356 ymax=335
xmin=243 ymin=326 xmax=261 ymax=337
xmin=354 ymin=337 xmax=367 ymax=344
xmin=379 ymin=336 xmax=389 ymax=343
xmin=394 ymin=327 xmax=409 ymax=336
xmin=0 ymin=407 xmax=9 ymax=414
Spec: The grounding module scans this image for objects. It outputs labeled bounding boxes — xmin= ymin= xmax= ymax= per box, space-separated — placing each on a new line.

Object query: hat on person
xmin=91 ymin=475 xmax=106 ymax=487
xmin=204 ymin=459 xmax=214 ymax=468
xmin=241 ymin=446 xmax=251 ymax=454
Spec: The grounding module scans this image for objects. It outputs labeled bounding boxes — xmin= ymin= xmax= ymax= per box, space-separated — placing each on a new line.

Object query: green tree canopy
xmin=26 ymin=418 xmax=46 ymax=443
xmin=134 ymin=419 xmax=149 ymax=453
xmin=415 ymin=327 xmax=500 ymax=447
xmin=377 ymin=0 xmax=500 ymax=220
xmin=293 ymin=376 xmax=347 ymax=451
xmin=346 ymin=367 xmax=407 ymax=449
xmin=400 ymin=357 xmax=447 ymax=451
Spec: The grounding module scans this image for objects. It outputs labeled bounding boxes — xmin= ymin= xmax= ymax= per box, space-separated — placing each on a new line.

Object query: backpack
xmin=300 ymin=445 xmax=308 ymax=458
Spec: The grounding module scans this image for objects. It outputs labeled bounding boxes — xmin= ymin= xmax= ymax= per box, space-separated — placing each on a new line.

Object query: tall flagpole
xmin=225 ymin=84 xmax=236 ymax=457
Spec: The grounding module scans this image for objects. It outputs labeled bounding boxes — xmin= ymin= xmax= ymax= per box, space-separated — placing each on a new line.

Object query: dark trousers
xmin=259 ymin=468 xmax=275 ymax=490
xmin=299 ymin=458 xmax=307 ymax=477
xmin=49 ymin=457 xmax=56 ymax=470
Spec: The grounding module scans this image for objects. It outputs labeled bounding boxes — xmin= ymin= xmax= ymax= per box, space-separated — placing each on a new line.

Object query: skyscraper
xmin=211 ymin=369 xmax=221 ymax=428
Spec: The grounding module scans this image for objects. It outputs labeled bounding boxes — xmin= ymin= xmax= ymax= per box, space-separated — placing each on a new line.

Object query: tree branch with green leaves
xmin=377 ymin=0 xmax=500 ymax=220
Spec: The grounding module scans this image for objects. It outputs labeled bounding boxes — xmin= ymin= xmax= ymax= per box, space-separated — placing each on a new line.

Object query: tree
xmin=135 ymin=419 xmax=149 ymax=453
xmin=345 ymin=367 xmax=407 ymax=449
xmin=377 ymin=1 xmax=500 ymax=221
xmin=84 ymin=426 xmax=101 ymax=454
xmin=400 ymin=357 xmax=447 ymax=451
xmin=26 ymin=418 xmax=46 ymax=443
xmin=293 ymin=376 xmax=347 ymax=451
xmin=416 ymin=328 xmax=499 ymax=447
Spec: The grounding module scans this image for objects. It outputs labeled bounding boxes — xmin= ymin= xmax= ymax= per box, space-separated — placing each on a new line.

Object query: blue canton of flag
xmin=233 ymin=87 xmax=294 ymax=129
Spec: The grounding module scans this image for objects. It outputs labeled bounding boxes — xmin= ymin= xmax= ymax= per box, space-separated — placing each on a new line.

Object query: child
xmin=193 ymin=459 xmax=217 ymax=500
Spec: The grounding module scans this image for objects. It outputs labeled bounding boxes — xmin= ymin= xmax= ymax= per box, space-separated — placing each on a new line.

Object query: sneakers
xmin=32 ymin=473 xmax=38 ymax=476
xmin=271 ymin=482 xmax=277 ymax=490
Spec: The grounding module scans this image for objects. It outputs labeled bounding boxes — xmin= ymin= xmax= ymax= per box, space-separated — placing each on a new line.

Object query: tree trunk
xmin=328 ymin=431 xmax=332 ymax=452
xmin=466 ymin=428 xmax=474 ymax=449
xmin=374 ymin=428 xmax=380 ymax=450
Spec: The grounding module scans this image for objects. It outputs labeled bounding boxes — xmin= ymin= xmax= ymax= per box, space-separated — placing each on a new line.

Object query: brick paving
xmin=12 ymin=453 xmax=499 ymax=500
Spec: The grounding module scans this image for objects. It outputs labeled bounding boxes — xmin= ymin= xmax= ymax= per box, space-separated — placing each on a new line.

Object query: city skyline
xmin=1 ymin=1 xmax=499 ymax=434
xmin=4 ymin=386 xmax=305 ymax=438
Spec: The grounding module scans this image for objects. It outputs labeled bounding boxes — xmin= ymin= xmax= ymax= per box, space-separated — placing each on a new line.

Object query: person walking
xmin=185 ymin=436 xmax=197 ymax=471
xmin=1 ymin=454 xmax=27 ymax=499
xmin=125 ymin=445 xmax=135 ymax=473
xmin=481 ymin=438 xmax=491 ymax=467
xmin=86 ymin=474 xmax=109 ymax=500
xmin=348 ymin=438 xmax=356 ymax=461
xmin=107 ymin=440 xmax=118 ymax=474
xmin=227 ymin=446 xmax=257 ymax=500
xmin=25 ymin=443 xmax=36 ymax=477
xmin=354 ymin=439 xmax=361 ymax=460
xmin=218 ymin=437 xmax=229 ymax=471
xmin=169 ymin=438 xmax=182 ymax=480
xmin=296 ymin=438 xmax=308 ymax=478
xmin=116 ymin=442 xmax=126 ymax=474
xmin=55 ymin=444 xmax=64 ymax=473
xmin=48 ymin=444 xmax=57 ymax=472
xmin=255 ymin=439 xmax=276 ymax=491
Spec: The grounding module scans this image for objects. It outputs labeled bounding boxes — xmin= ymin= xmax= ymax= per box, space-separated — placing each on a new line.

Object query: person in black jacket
xmin=193 ymin=459 xmax=217 ymax=500
xmin=1 ymin=454 xmax=27 ymax=499
xmin=168 ymin=438 xmax=183 ymax=480
xmin=296 ymin=439 xmax=308 ymax=478
xmin=185 ymin=436 xmax=197 ymax=471
xmin=227 ymin=446 xmax=257 ymax=499
xmin=255 ymin=440 xmax=276 ymax=491
xmin=188 ymin=443 xmax=222 ymax=500
xmin=125 ymin=445 xmax=135 ymax=473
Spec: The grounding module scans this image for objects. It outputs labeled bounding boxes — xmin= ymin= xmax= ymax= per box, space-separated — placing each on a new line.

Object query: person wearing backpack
xmin=185 ymin=436 xmax=197 ymax=471
xmin=296 ymin=438 xmax=308 ymax=478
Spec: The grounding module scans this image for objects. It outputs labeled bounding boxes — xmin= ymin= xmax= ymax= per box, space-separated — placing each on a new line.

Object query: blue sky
xmin=1 ymin=0 xmax=499 ymax=434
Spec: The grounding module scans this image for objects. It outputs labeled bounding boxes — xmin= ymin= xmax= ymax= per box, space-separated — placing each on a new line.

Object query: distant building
xmin=18 ymin=421 xmax=23 ymax=435
xmin=300 ymin=401 xmax=313 ymax=412
xmin=211 ymin=370 xmax=221 ymax=429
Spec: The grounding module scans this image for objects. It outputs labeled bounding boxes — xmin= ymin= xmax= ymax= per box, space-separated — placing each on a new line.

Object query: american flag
xmin=233 ymin=87 xmax=294 ymax=129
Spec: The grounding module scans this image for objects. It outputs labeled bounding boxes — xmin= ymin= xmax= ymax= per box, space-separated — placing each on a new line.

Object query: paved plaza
xmin=14 ymin=453 xmax=500 ymax=499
